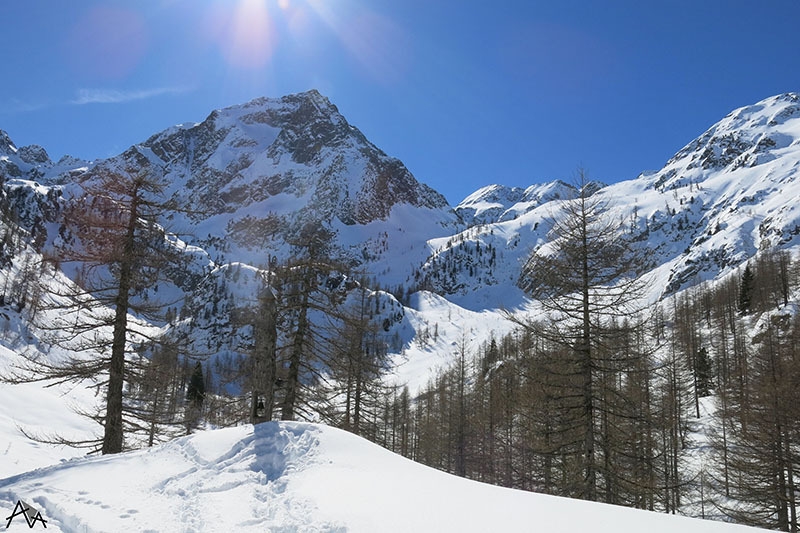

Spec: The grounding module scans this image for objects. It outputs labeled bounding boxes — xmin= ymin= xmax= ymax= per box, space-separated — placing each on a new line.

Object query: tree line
xmin=0 ymin=167 xmax=398 ymax=455
xmin=372 ymin=176 xmax=800 ymax=531
xmin=1 ymin=167 xmax=799 ymax=530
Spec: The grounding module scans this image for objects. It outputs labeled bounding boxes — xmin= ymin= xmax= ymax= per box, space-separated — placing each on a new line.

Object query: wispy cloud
xmin=0 ymin=99 xmax=51 ymax=114
xmin=72 ymin=86 xmax=191 ymax=105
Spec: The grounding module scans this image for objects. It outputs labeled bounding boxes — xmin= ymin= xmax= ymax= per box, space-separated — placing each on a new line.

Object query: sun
xmin=229 ymin=0 xmax=277 ymax=69
xmin=204 ymin=0 xmax=312 ymax=70
xmin=204 ymin=0 xmax=298 ymax=70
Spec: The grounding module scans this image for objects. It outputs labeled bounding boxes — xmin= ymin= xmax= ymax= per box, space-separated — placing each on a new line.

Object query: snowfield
xmin=0 ymin=421 xmax=767 ymax=532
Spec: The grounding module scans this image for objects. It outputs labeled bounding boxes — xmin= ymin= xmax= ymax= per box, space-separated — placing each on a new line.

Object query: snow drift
xmin=0 ymin=421 xmax=765 ymax=532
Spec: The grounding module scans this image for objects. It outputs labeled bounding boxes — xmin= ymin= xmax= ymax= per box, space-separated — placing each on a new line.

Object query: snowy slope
xmin=0 ymin=421 xmax=767 ymax=533
xmin=0 ymin=346 xmax=99 ymax=480
xmin=439 ymin=93 xmax=800 ymax=309
xmin=0 ymin=306 xmax=102 ymax=481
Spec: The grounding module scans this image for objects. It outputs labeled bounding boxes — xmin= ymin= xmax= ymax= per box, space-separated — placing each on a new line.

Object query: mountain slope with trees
xmin=1 ymin=91 xmax=800 ymax=530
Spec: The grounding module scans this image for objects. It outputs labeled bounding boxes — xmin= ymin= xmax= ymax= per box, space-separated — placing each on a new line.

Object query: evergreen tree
xmin=4 ymin=167 xmax=184 ymax=454
xmin=695 ymin=346 xmax=713 ymax=398
xmin=187 ymin=361 xmax=206 ymax=408
xmin=738 ymin=264 xmax=755 ymax=315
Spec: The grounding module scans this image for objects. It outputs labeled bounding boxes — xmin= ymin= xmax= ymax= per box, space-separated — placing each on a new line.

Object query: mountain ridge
xmin=1 ymin=91 xmax=799 ymax=531
xmin=3 ymin=90 xmax=800 ymax=367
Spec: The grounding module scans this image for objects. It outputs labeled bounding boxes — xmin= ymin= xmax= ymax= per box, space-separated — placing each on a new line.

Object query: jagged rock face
xmin=0 ymin=130 xmax=15 ymax=156
xmin=0 ymin=132 xmax=53 ymax=171
xmin=0 ymin=130 xmax=22 ymax=179
xmin=659 ymin=93 xmax=800 ymax=182
xmin=455 ymin=184 xmax=527 ymax=226
xmin=18 ymin=145 xmax=51 ymax=165
xmin=0 ymin=130 xmax=88 ymax=184
xmin=118 ymin=90 xmax=449 ymax=229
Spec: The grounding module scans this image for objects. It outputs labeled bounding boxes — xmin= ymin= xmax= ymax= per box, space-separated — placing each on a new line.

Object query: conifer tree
xmin=187 ymin=361 xmax=206 ymax=408
xmin=5 ymin=166 xmax=184 ymax=454
xmin=738 ymin=264 xmax=755 ymax=315
xmin=716 ymin=313 xmax=800 ymax=531
xmin=517 ymin=169 xmax=648 ymax=501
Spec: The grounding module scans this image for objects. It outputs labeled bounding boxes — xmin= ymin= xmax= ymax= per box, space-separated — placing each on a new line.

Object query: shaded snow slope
xmin=0 ymin=421 xmax=767 ymax=533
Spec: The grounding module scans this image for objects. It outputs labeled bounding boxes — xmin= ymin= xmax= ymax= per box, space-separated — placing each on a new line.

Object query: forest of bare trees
xmin=1 ymin=166 xmax=799 ymax=531
xmin=370 ymin=247 xmax=800 ymax=532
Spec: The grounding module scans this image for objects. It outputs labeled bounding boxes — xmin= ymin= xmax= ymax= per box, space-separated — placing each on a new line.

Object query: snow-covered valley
xmin=3 ymin=91 xmax=800 ymax=531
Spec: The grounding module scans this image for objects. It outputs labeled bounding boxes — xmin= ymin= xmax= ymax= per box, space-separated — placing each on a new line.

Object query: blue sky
xmin=2 ymin=1 xmax=800 ymax=204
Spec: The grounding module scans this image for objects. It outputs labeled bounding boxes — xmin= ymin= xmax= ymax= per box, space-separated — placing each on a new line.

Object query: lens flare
xmin=206 ymin=0 xmax=277 ymax=70
xmin=305 ymin=1 xmax=412 ymax=86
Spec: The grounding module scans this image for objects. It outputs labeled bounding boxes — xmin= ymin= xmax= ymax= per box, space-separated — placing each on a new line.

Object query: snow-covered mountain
xmin=139 ymin=89 xmax=450 ymax=223
xmin=428 ymin=92 xmax=800 ymax=308
xmin=0 ymin=129 xmax=90 ymax=184
xmin=2 ymin=90 xmax=800 ymax=532
xmin=455 ymin=180 xmax=597 ymax=226
xmin=3 ymin=90 xmax=800 ymax=368
xmin=4 ymin=91 xmax=800 ymax=385
xmin=63 ymin=89 xmax=458 ymax=283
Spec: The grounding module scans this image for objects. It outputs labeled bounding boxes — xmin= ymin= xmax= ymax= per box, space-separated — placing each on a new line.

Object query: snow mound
xmin=0 ymin=422 xmax=765 ymax=532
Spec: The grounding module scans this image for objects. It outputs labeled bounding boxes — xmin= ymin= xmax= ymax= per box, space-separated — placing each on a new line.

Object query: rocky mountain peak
xmin=657 ymin=92 xmax=800 ymax=189
xmin=0 ymin=130 xmax=17 ymax=156
xmin=18 ymin=145 xmax=52 ymax=166
xmin=67 ymin=90 xmax=455 ymax=273
xmin=455 ymin=180 xmax=587 ymax=226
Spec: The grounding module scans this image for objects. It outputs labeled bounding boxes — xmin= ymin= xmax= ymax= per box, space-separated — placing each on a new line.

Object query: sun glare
xmin=229 ymin=0 xmax=276 ymax=69
xmin=203 ymin=0 xmax=279 ymax=70
xmin=199 ymin=0 xmax=409 ymax=84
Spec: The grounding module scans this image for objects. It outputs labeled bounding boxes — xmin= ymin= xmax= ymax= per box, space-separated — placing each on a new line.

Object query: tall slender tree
xmin=249 ymin=284 xmax=278 ymax=423
xmin=517 ymin=169 xmax=648 ymax=501
xmin=6 ymin=166 xmax=183 ymax=454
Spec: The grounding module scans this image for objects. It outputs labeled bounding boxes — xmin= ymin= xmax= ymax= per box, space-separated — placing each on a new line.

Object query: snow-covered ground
xmin=0 ymin=322 xmax=767 ymax=532
xmin=0 ymin=420 xmax=768 ymax=533
xmin=0 ymin=374 xmax=98 ymax=480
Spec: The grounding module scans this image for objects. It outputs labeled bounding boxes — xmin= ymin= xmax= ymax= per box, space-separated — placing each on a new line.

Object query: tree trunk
xmin=102 ymin=186 xmax=139 ymax=454
xmin=580 ymin=196 xmax=596 ymax=501
xmin=282 ymin=289 xmax=308 ymax=421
